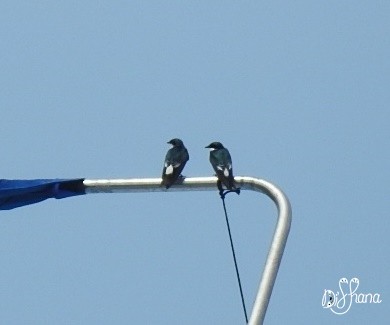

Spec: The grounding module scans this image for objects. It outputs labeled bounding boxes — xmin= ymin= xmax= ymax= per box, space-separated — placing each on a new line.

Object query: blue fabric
xmin=0 ymin=179 xmax=85 ymax=210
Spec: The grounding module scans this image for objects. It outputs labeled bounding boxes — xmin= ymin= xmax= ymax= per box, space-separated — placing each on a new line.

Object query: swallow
xmin=162 ymin=138 xmax=189 ymax=189
xmin=205 ymin=141 xmax=237 ymax=192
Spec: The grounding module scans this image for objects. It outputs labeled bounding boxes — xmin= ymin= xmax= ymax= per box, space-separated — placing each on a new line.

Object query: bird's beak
xmin=205 ymin=144 xmax=211 ymax=148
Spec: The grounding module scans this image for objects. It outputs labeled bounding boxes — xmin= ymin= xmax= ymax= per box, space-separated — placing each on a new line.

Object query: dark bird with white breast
xmin=162 ymin=138 xmax=189 ymax=189
xmin=205 ymin=141 xmax=237 ymax=192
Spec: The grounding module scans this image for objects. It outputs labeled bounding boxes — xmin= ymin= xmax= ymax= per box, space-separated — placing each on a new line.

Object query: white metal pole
xmin=83 ymin=176 xmax=292 ymax=325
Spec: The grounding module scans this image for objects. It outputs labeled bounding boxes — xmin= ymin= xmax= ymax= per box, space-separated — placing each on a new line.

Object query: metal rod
xmin=83 ymin=176 xmax=292 ymax=325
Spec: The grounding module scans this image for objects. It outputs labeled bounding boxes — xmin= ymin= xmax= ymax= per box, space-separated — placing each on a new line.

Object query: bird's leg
xmin=217 ymin=179 xmax=240 ymax=198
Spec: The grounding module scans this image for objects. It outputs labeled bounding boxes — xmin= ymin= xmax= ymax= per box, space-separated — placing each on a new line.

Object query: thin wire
xmin=220 ymin=190 xmax=248 ymax=324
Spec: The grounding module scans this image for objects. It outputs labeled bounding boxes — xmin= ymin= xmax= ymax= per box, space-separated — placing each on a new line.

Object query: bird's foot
xmin=176 ymin=175 xmax=186 ymax=184
xmin=219 ymin=188 xmax=240 ymax=199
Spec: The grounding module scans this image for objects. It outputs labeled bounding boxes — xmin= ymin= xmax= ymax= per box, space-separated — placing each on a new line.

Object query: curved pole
xmin=83 ymin=176 xmax=292 ymax=325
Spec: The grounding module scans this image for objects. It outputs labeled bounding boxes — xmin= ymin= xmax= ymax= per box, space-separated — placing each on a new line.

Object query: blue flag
xmin=0 ymin=179 xmax=85 ymax=210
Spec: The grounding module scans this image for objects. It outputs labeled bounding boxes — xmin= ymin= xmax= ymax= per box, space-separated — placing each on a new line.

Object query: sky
xmin=0 ymin=1 xmax=389 ymax=324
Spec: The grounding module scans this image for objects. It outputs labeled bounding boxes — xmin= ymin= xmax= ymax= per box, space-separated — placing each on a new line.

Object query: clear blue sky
xmin=1 ymin=1 xmax=389 ymax=324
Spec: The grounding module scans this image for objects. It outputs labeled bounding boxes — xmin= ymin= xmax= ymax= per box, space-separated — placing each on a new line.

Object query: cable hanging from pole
xmin=219 ymin=184 xmax=248 ymax=324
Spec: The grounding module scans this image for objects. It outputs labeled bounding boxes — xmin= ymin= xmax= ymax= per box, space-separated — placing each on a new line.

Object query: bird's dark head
xmin=205 ymin=141 xmax=224 ymax=150
xmin=167 ymin=138 xmax=184 ymax=147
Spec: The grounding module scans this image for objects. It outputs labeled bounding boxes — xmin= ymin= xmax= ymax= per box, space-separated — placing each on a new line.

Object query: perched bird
xmin=205 ymin=141 xmax=237 ymax=191
xmin=162 ymin=138 xmax=189 ymax=189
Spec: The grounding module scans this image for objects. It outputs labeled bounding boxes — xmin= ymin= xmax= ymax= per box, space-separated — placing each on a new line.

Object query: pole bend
xmin=83 ymin=176 xmax=292 ymax=325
